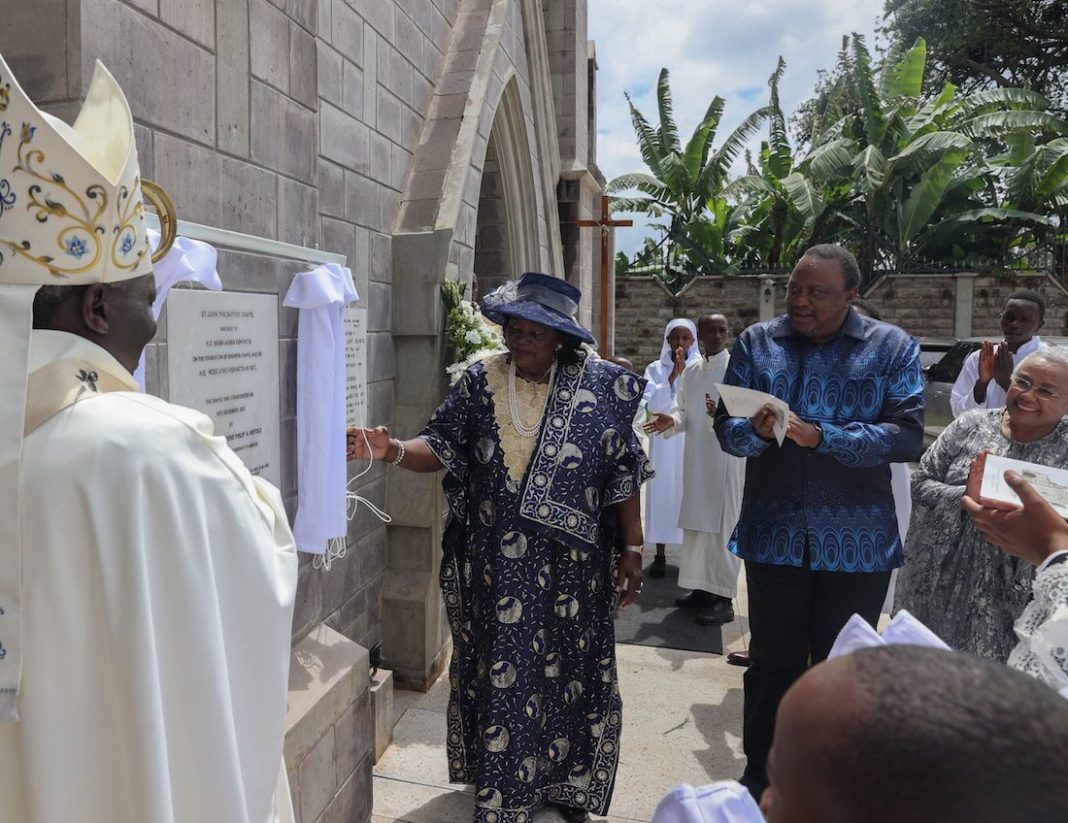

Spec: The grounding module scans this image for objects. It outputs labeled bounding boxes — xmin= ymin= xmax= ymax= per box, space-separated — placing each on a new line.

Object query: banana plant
xmin=608 ymin=68 xmax=768 ymax=285
xmin=726 ymin=58 xmax=846 ymax=268
xmin=799 ymin=35 xmax=1065 ymax=279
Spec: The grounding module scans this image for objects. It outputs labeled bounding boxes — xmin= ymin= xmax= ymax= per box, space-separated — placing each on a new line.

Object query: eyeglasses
xmin=1010 ymin=375 xmax=1062 ymax=401
xmin=504 ymin=323 xmax=551 ymax=343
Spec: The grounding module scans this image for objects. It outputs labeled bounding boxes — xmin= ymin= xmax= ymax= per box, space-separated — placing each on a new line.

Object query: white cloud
xmin=589 ymin=0 xmax=886 ymax=257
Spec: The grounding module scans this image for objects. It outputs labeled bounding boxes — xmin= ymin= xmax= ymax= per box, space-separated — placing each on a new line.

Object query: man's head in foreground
xmin=32 ymin=274 xmax=157 ymax=373
xmin=762 ymin=645 xmax=1068 ymax=823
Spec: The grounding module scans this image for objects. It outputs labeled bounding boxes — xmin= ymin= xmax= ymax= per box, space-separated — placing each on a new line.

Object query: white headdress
xmin=0 ymin=51 xmax=174 ymax=719
xmin=658 ymin=317 xmax=700 ymax=366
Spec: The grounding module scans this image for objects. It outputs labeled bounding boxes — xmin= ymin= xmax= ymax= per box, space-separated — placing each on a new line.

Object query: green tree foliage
xmin=798 ymin=35 xmax=1066 ymax=279
xmin=614 ymin=37 xmax=1067 ymax=292
xmin=883 ymin=0 xmax=1068 ymax=118
xmin=727 ymin=59 xmax=838 ymax=268
xmin=606 ymin=68 xmax=768 ymax=286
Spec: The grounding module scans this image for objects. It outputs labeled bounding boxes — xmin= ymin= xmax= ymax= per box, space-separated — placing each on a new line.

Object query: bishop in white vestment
xmin=0 ymin=52 xmax=297 ymax=823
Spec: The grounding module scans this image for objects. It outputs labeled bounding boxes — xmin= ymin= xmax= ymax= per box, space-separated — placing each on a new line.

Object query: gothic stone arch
xmin=384 ymin=0 xmax=563 ymax=687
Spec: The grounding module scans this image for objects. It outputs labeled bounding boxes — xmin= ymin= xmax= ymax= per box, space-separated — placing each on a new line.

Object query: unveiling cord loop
xmin=313 ymin=427 xmax=392 ymax=571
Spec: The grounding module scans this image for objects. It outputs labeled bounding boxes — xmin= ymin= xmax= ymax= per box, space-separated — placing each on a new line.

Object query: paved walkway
xmin=372 ymin=547 xmax=751 ymax=822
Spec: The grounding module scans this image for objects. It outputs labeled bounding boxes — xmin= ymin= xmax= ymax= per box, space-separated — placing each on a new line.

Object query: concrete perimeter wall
xmin=615 ymin=272 xmax=1068 ymax=370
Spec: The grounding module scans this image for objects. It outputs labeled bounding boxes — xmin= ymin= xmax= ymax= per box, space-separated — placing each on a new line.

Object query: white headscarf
xmin=659 ymin=318 xmax=701 ymax=366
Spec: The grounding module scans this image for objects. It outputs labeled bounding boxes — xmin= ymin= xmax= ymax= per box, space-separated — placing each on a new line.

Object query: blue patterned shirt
xmin=713 ymin=309 xmax=925 ymax=572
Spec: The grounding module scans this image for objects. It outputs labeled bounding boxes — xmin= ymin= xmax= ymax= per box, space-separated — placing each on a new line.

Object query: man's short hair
xmin=837 ymin=646 xmax=1068 ymax=822
xmin=799 ymin=244 xmax=862 ymax=291
xmin=1005 ymin=289 xmax=1046 ymax=320
xmin=32 ymin=284 xmax=84 ymax=328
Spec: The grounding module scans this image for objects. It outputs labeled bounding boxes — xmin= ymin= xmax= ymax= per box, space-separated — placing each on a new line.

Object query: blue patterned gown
xmin=420 ymin=352 xmax=652 ymax=823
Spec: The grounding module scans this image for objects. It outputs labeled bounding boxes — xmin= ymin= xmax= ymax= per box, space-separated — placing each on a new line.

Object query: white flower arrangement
xmin=441 ymin=280 xmax=505 ymax=384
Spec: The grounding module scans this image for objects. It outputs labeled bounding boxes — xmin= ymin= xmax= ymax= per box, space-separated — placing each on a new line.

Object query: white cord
xmin=313 ymin=426 xmax=393 ymax=572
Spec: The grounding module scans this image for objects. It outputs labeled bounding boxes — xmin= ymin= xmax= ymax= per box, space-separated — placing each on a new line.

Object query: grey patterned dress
xmin=895 ymin=409 xmax=1068 ymax=661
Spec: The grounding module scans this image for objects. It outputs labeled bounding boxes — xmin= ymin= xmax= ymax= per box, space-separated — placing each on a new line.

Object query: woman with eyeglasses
xmin=895 ymin=347 xmax=1068 ymax=661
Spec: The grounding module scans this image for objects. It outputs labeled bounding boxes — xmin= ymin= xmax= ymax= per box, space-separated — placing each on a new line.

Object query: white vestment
xmin=0 ymin=331 xmax=298 ymax=823
xmin=950 ymin=336 xmax=1044 ymax=417
xmin=641 ymin=367 xmax=687 ymax=545
xmin=663 ymin=352 xmax=745 ymax=595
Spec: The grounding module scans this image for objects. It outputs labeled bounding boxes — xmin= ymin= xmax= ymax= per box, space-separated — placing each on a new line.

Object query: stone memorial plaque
xmin=345 ymin=305 xmax=369 ymax=426
xmin=166 ymin=290 xmax=281 ymax=486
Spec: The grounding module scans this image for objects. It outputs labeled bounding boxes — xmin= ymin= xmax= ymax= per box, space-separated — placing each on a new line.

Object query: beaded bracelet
xmin=390 ymin=439 xmax=406 ymax=466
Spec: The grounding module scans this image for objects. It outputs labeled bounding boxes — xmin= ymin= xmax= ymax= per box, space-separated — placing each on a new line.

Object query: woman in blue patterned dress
xmin=347 ymin=273 xmax=651 ymax=823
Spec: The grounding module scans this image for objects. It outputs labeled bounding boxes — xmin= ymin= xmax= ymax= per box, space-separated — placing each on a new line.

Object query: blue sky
xmin=588 ymin=0 xmax=886 ymax=258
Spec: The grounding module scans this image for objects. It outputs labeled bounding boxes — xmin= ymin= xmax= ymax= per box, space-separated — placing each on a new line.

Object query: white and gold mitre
xmin=0 ymin=52 xmax=154 ymax=285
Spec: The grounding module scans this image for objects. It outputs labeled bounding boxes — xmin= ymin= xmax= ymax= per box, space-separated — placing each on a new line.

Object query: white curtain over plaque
xmin=283 ymin=264 xmax=358 ymax=555
xmin=134 ymin=230 xmax=222 ymax=391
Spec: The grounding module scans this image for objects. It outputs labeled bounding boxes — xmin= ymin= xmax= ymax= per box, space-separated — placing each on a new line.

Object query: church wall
xmin=1 ymin=1 xmax=461 ymax=820
xmin=38 ymin=0 xmax=464 ymax=659
xmin=4 ymin=0 xmax=604 ymax=814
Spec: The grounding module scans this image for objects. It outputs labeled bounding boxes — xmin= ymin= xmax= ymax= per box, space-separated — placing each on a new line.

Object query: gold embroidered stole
xmin=24 ymin=360 xmax=135 ymax=435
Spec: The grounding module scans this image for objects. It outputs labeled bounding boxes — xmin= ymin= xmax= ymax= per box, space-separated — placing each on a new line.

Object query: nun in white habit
xmin=641 ymin=318 xmax=700 ymax=577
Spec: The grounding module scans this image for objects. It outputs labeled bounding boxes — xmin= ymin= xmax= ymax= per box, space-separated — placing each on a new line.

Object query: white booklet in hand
xmin=980 ymin=454 xmax=1068 ymax=517
xmin=714 ymin=384 xmax=790 ymax=446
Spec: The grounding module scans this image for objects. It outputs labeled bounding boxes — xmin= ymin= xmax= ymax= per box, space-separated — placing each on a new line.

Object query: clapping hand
xmin=977 ymin=340 xmax=1014 ymax=391
xmin=977 ymin=340 xmax=997 ymax=384
xmin=993 ymin=341 xmax=1014 ymax=390
xmin=347 ymin=425 xmax=391 ymax=462
xmin=669 ymin=345 xmax=686 ymax=384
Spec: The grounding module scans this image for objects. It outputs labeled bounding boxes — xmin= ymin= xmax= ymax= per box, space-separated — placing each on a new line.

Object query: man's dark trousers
xmin=740 ymin=557 xmax=891 ymax=792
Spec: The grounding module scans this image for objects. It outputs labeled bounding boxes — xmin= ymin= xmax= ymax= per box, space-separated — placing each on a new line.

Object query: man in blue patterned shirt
xmin=713 ymin=244 xmax=924 ymax=801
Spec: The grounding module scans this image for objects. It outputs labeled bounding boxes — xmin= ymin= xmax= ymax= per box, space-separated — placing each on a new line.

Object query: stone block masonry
xmin=614 ymin=272 xmax=1068 ymax=371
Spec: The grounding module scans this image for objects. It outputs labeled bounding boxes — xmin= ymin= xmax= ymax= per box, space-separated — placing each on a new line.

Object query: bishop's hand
xmin=347 ymin=426 xmax=391 ymax=462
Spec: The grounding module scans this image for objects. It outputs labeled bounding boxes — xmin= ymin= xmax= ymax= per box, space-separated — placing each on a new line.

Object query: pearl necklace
xmin=508 ymin=359 xmax=557 ymax=438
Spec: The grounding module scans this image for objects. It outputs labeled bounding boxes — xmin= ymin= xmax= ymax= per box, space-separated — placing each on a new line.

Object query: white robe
xmin=663 ymin=352 xmax=745 ymax=595
xmin=642 ymin=358 xmax=695 ymax=546
xmin=0 ymin=331 xmax=297 ymax=823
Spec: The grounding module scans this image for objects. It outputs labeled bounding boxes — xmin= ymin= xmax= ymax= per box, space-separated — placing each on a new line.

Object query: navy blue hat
xmin=480 ymin=272 xmax=595 ymax=345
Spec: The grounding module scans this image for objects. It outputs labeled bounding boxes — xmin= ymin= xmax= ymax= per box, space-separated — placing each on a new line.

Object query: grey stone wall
xmin=36 ymin=0 xmax=461 ymax=659
xmin=614 ymin=275 xmax=788 ymax=371
xmin=2 ymin=1 xmax=463 ymax=820
xmin=615 ymin=272 xmax=1068 ymax=370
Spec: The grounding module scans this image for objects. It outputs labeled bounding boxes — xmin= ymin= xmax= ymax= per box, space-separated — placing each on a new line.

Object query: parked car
xmin=923 ymin=336 xmax=1068 ymax=443
xmin=917 ymin=336 xmax=958 ymax=370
